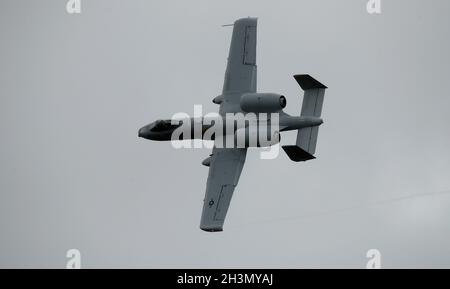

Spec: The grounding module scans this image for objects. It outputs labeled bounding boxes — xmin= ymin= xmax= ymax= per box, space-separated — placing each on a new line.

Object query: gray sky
xmin=1 ymin=0 xmax=450 ymax=268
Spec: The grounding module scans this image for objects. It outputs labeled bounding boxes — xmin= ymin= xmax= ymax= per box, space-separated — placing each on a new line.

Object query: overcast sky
xmin=1 ymin=0 xmax=450 ymax=268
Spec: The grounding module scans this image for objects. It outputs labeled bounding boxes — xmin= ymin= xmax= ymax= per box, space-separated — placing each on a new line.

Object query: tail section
xmin=283 ymin=75 xmax=327 ymax=162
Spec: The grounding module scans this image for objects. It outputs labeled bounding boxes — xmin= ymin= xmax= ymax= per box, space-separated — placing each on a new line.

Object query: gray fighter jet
xmin=139 ymin=18 xmax=327 ymax=232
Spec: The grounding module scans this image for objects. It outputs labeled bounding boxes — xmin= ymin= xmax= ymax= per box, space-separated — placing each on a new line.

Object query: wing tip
xmin=200 ymin=221 xmax=224 ymax=232
xmin=234 ymin=17 xmax=258 ymax=26
xmin=200 ymin=226 xmax=224 ymax=233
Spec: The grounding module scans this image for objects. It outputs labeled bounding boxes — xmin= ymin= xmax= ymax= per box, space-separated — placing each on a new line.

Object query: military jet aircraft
xmin=139 ymin=18 xmax=327 ymax=232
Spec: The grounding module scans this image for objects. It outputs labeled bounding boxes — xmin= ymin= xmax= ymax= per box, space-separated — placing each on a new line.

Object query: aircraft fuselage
xmin=138 ymin=112 xmax=323 ymax=143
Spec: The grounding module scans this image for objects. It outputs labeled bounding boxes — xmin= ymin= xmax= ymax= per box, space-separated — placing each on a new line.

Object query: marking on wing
xmin=214 ymin=185 xmax=228 ymax=221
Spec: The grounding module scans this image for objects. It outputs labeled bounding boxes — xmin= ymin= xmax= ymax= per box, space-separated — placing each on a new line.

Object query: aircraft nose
xmin=138 ymin=127 xmax=147 ymax=138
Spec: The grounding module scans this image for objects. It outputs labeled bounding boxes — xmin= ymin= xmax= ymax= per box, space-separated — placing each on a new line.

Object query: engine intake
xmin=240 ymin=93 xmax=286 ymax=113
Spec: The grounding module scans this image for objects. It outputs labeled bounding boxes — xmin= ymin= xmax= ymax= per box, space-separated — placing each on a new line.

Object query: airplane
xmin=138 ymin=17 xmax=328 ymax=232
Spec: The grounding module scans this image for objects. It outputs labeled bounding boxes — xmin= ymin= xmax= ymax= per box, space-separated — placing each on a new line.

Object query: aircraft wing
xmin=219 ymin=17 xmax=257 ymax=114
xmin=199 ymin=18 xmax=256 ymax=231
xmin=200 ymin=147 xmax=247 ymax=232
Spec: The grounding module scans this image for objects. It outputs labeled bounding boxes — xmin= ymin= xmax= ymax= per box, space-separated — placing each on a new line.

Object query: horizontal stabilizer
xmin=282 ymin=145 xmax=316 ymax=162
xmin=294 ymin=74 xmax=328 ymax=90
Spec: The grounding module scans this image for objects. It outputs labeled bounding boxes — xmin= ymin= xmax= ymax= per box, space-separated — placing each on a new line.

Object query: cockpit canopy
xmin=150 ymin=119 xmax=182 ymax=132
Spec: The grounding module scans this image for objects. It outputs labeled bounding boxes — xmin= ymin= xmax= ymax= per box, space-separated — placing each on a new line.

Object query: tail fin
xmin=283 ymin=75 xmax=327 ymax=162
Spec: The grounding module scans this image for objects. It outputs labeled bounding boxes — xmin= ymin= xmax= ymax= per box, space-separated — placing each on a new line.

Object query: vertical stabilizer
xmin=282 ymin=75 xmax=327 ymax=162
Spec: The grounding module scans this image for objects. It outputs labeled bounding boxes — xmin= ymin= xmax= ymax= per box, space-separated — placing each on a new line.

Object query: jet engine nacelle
xmin=240 ymin=93 xmax=287 ymax=113
xmin=233 ymin=126 xmax=280 ymax=148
